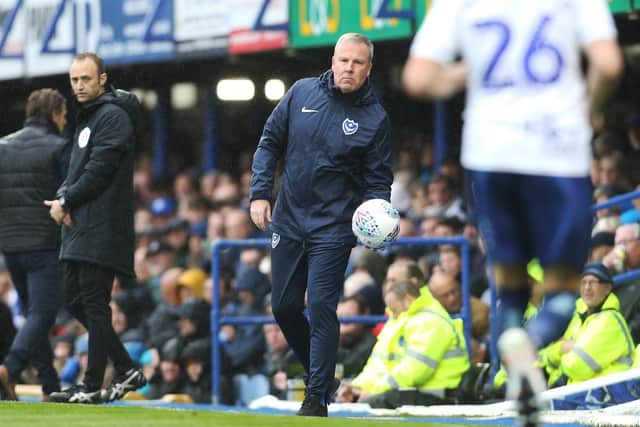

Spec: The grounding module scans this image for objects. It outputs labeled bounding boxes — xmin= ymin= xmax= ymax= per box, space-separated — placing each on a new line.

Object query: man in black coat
xmin=0 ymin=89 xmax=68 ymax=401
xmin=46 ymin=52 xmax=145 ymax=404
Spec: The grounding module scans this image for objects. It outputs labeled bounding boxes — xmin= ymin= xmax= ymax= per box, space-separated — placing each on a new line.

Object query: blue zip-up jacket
xmin=250 ymin=70 xmax=393 ymax=244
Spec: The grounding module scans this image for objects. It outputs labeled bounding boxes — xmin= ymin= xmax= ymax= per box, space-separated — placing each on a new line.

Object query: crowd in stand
xmin=1 ymin=107 xmax=640 ymax=405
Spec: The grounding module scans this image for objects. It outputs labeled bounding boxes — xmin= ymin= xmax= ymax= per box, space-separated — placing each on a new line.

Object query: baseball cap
xmin=177 ymin=268 xmax=208 ymax=298
xmin=582 ymin=262 xmax=613 ymax=284
xmin=150 ymin=197 xmax=176 ymax=217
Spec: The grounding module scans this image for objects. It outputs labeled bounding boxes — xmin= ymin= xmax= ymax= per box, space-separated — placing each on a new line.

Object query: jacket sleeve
xmin=64 ymin=107 xmax=133 ymax=209
xmin=561 ymin=311 xmax=632 ymax=382
xmin=388 ymin=314 xmax=450 ymax=389
xmin=249 ymin=84 xmax=295 ymax=202
xmin=351 ymin=340 xmax=391 ymax=393
xmin=362 ymin=115 xmax=393 ymax=201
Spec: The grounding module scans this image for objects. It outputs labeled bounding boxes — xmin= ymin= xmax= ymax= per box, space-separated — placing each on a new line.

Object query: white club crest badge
xmin=78 ymin=127 xmax=91 ymax=148
xmin=272 ymin=233 xmax=280 ymax=249
xmin=342 ymin=118 xmax=358 ymax=135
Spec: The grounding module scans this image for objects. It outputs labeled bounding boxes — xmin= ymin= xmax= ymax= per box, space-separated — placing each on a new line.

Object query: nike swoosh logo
xmin=301 ymin=107 xmax=319 ymax=113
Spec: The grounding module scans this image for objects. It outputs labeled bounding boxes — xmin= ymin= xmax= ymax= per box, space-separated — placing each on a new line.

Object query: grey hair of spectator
xmin=343 ymin=270 xmax=375 ymax=298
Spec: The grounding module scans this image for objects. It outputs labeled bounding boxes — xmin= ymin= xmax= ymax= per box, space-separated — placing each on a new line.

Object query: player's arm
xmin=402 ymin=0 xmax=465 ymax=100
xmin=578 ymin=0 xmax=623 ymax=116
xmin=402 ymin=58 xmax=467 ymax=100
xmin=585 ymin=39 xmax=623 ymax=116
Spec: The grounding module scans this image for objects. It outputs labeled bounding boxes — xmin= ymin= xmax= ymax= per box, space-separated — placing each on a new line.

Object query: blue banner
xmin=98 ymin=0 xmax=174 ymax=65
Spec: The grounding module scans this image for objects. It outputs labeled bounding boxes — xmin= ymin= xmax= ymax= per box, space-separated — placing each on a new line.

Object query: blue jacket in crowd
xmin=250 ymin=70 xmax=393 ymax=244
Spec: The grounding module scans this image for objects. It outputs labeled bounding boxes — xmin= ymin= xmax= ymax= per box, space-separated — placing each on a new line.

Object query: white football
xmin=352 ymin=199 xmax=400 ymax=249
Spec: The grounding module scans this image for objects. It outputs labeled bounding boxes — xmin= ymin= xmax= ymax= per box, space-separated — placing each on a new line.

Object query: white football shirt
xmin=410 ymin=0 xmax=617 ymax=177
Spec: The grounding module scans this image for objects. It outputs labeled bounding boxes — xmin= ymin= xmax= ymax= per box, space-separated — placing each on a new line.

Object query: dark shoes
xmin=0 ymin=365 xmax=17 ymax=401
xmin=49 ymin=384 xmax=102 ymax=404
xmin=103 ymin=368 xmax=146 ymax=403
xmin=296 ymin=377 xmax=341 ymax=417
xmin=297 ymin=393 xmax=328 ymax=417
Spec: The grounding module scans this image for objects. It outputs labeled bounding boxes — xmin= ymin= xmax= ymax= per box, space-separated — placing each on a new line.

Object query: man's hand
xmin=44 ymin=200 xmax=73 ymax=227
xmin=336 ymin=382 xmax=361 ymax=403
xmin=250 ymin=199 xmax=272 ymax=231
xmin=560 ymin=339 xmax=575 ymax=354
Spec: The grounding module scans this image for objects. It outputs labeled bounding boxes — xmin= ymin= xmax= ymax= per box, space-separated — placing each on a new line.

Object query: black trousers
xmin=270 ymin=234 xmax=351 ymax=402
xmin=62 ymin=261 xmax=133 ymax=390
xmin=4 ymin=250 xmax=62 ymax=394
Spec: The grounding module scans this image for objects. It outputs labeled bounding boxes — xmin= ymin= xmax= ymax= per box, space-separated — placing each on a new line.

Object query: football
xmin=352 ymin=199 xmax=400 ymax=249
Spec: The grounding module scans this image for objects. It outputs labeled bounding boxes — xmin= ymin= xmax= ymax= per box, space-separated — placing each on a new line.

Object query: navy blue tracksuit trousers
xmin=270 ymin=234 xmax=351 ymax=402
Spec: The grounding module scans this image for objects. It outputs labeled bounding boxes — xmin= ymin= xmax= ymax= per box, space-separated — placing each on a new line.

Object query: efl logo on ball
xmin=352 ymin=199 xmax=400 ymax=249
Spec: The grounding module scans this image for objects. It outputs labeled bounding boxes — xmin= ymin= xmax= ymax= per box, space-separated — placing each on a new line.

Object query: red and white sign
xmin=228 ymin=0 xmax=288 ymax=55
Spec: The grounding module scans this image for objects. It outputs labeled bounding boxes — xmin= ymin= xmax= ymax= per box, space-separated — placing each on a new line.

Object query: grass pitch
xmin=0 ymin=402 xmax=478 ymax=427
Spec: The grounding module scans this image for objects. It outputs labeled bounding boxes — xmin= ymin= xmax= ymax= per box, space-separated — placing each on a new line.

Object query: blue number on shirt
xmin=474 ymin=20 xmax=513 ymax=89
xmin=475 ymin=15 xmax=564 ymax=89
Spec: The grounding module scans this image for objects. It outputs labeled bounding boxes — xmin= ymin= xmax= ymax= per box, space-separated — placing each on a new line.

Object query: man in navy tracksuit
xmin=250 ymin=33 xmax=392 ymax=416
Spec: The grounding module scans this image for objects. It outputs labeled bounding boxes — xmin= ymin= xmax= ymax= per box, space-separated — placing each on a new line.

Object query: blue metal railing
xmin=210 ymin=236 xmax=473 ymax=404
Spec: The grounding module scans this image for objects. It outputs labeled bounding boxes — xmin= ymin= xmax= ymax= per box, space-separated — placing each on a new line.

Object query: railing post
xmin=460 ymin=238 xmax=472 ymax=362
xmin=211 ymin=241 xmax=221 ymax=404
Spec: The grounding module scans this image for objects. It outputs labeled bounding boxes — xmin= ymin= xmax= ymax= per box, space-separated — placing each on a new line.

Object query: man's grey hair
xmin=334 ymin=33 xmax=374 ymax=63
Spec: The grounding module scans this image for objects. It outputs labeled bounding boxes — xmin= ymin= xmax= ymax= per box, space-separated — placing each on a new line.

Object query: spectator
xmin=146 ymin=268 xmax=183 ymax=351
xmin=176 ymin=268 xmax=208 ymax=303
xmin=181 ymin=338 xmax=211 ymax=404
xmin=343 ymin=271 xmax=375 ymax=298
xmin=224 ymin=267 xmax=269 ymax=406
xmin=161 ymin=218 xmax=190 ymax=268
xmin=428 ymin=271 xmax=490 ymax=363
xmin=538 ymin=263 xmax=634 ymax=386
xmin=336 ymin=280 xmax=469 ymax=408
xmin=262 ymin=323 xmax=302 ymax=400
xmin=336 ymin=295 xmax=376 ymax=379
xmin=145 ymin=341 xmax=186 ymax=400
xmin=589 ymin=232 xmax=615 ymax=263
xmin=150 ymin=196 xmax=177 ymax=228
xmin=604 ymin=223 xmax=640 ymax=343
xmin=423 ymin=175 xmax=466 ymax=222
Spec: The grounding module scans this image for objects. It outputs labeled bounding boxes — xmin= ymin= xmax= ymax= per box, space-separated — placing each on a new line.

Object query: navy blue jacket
xmin=250 ymin=70 xmax=392 ymax=244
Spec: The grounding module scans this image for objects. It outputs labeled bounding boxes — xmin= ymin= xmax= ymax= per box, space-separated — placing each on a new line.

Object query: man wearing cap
xmin=538 ymin=263 xmax=635 ymax=386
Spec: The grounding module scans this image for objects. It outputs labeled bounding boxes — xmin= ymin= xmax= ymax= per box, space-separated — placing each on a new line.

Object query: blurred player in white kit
xmin=403 ymin=1 xmax=622 ymax=425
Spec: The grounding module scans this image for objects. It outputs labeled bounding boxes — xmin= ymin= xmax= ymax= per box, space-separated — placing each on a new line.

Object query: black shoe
xmin=49 ymin=384 xmax=102 ymax=404
xmin=516 ymin=377 xmax=539 ymax=427
xmin=297 ymin=393 xmax=328 ymax=417
xmin=103 ymin=368 xmax=146 ymax=402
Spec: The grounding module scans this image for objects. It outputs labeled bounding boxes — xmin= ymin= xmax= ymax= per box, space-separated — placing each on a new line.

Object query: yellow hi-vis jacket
xmin=351 ymin=288 xmax=470 ymax=395
xmin=539 ymin=293 xmax=635 ymax=385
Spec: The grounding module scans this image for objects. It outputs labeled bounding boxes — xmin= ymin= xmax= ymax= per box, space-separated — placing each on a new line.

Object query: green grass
xmin=0 ymin=402 xmax=480 ymax=427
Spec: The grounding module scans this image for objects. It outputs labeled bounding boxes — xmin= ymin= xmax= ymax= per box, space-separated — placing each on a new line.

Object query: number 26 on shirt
xmin=474 ymin=15 xmax=564 ymax=89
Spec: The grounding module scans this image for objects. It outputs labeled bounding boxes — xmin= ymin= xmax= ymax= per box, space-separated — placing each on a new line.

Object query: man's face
xmin=439 ymin=251 xmax=461 ymax=277
xmin=383 ymin=263 xmax=407 ymax=293
xmin=616 ymin=225 xmax=640 ymax=269
xmin=429 ymin=272 xmax=461 ymax=314
xmin=337 ymin=299 xmax=365 ymax=346
xmin=69 ymin=58 xmax=106 ymax=103
xmin=580 ymin=274 xmax=612 ymax=309
xmin=331 ymin=40 xmax=372 ymax=93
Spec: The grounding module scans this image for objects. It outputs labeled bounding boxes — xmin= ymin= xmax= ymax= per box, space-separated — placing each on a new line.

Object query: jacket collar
xmin=24 ymin=117 xmax=59 ymax=135
xmin=576 ymin=292 xmax=620 ymax=316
